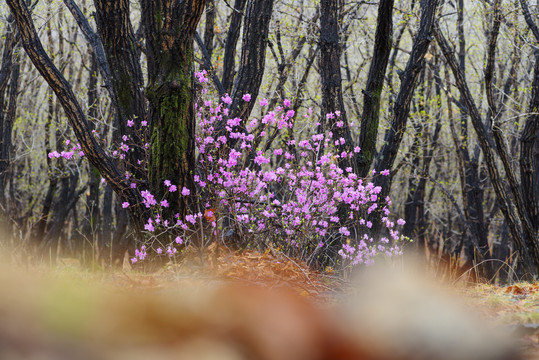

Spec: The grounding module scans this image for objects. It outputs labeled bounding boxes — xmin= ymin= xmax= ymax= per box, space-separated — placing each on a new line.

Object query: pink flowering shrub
xmin=190 ymin=71 xmax=404 ymax=267
xmin=52 ymin=70 xmax=406 ymax=270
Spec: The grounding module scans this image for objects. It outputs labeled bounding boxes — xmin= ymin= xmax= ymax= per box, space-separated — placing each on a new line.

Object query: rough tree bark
xmin=141 ymin=0 xmax=205 ymax=221
xmin=519 ymin=0 xmax=539 ymax=238
xmin=229 ymin=0 xmax=275 ymax=120
xmin=93 ymin=0 xmax=147 ymax=182
xmin=214 ymin=0 xmax=275 ymax=154
xmin=204 ymin=0 xmax=216 ymax=59
xmin=0 ymin=15 xmax=18 ymax=208
xmin=371 ymin=0 xmax=439 ymax=234
xmin=357 ymin=0 xmax=394 ymax=178
xmin=93 ymin=0 xmax=145 ymax=124
xmin=319 ymin=0 xmax=355 ymax=172
xmin=222 ymin=0 xmax=248 ymax=94
xmin=0 ymin=48 xmax=19 ymax=211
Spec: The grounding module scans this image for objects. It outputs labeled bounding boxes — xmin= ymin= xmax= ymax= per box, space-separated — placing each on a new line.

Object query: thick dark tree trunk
xmin=519 ymin=0 xmax=539 ymax=238
xmin=485 ymin=0 xmax=537 ymax=277
xmin=93 ymin=0 xmax=147 ymax=182
xmin=520 ymin=61 xmax=539 ymax=235
xmin=371 ymin=0 xmax=439 ymax=235
xmin=373 ymin=0 xmax=438 ymax=175
xmin=222 ymin=0 xmax=248 ymax=94
xmin=319 ymin=0 xmax=345 ymax=128
xmin=0 ymin=50 xmax=19 ymax=209
xmin=319 ymin=0 xmax=355 ymax=172
xmin=0 ymin=16 xmax=18 ymax=209
xmin=141 ymin=0 xmax=205 ymax=221
xmin=214 ymin=0 xmax=274 ymax=155
xmin=357 ymin=0 xmax=394 ymax=178
xmin=229 ymin=0 xmax=275 ymax=120
xmin=204 ymin=0 xmax=216 ymax=59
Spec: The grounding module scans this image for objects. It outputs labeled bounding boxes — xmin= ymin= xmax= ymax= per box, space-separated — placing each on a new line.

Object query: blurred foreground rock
xmin=0 ymin=259 xmax=523 ymax=360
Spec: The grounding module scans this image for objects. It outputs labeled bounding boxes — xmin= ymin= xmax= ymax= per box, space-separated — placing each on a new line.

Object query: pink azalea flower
xmin=221 ymin=94 xmax=232 ymax=105
xmin=144 ymin=222 xmax=155 ymax=232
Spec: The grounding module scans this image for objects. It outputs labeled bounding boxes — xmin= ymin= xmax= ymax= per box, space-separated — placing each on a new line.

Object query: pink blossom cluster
xmin=182 ymin=71 xmax=405 ymax=266
xmin=56 ymin=69 xmax=406 ymax=268
xmin=48 ymin=140 xmax=84 ymax=159
xmin=131 ymin=70 xmax=405 ymax=266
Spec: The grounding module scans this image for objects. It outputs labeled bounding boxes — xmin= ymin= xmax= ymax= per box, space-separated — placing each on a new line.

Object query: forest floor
xmin=459 ymin=282 xmax=539 ymax=359
xmin=1 ymin=245 xmax=538 ymax=359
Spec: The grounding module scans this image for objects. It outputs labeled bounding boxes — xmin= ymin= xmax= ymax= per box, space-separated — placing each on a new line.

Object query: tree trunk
xmin=357 ymin=0 xmax=394 ymax=178
xmin=62 ymin=0 xmax=115 ymax=102
xmin=222 ymin=0 xmax=248 ymax=94
xmin=93 ymin=0 xmax=147 ymax=182
xmin=520 ymin=62 xmax=539 ymax=235
xmin=0 ymin=50 xmax=19 ymax=210
xmin=319 ymin=0 xmax=355 ymax=172
xmin=229 ymin=0 xmax=275 ymax=120
xmin=80 ymin=50 xmax=101 ymax=266
xmin=141 ymin=0 xmax=205 ymax=221
xmin=204 ymin=0 xmax=216 ymax=59
xmin=519 ymin=0 xmax=539 ymax=237
xmin=0 ymin=16 xmax=18 ymax=209
xmin=371 ymin=0 xmax=439 ymax=235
